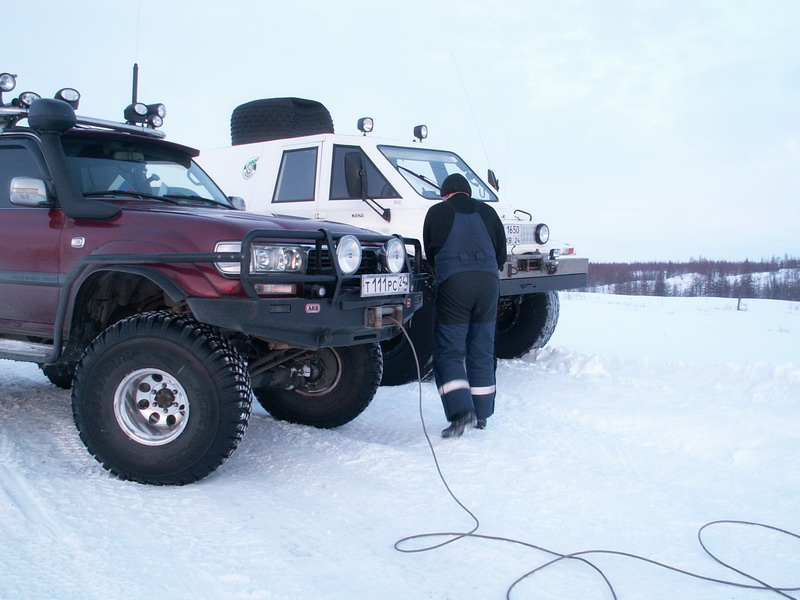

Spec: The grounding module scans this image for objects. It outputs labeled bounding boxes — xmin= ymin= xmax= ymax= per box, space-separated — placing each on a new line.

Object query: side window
xmin=273 ymin=147 xmax=318 ymax=203
xmin=0 ymin=141 xmax=48 ymax=208
xmin=330 ymin=146 xmax=399 ymax=200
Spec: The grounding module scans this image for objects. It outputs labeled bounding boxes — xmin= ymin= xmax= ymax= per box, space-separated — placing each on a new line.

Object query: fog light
xmin=255 ymin=283 xmax=297 ymax=295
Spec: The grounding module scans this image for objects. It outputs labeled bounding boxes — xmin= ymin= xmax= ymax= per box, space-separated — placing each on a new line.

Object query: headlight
xmin=336 ymin=235 xmax=362 ymax=275
xmin=252 ymin=245 xmax=305 ymax=272
xmin=535 ymin=223 xmax=550 ymax=245
xmin=382 ymin=237 xmax=406 ymax=274
xmin=215 ymin=242 xmax=306 ymax=274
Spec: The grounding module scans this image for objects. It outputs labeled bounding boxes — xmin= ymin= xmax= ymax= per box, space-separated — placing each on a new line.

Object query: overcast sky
xmin=7 ymin=0 xmax=799 ymax=262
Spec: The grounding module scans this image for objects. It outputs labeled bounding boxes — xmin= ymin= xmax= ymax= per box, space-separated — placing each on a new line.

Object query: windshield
xmin=378 ymin=145 xmax=498 ymax=202
xmin=62 ymin=135 xmax=232 ymax=208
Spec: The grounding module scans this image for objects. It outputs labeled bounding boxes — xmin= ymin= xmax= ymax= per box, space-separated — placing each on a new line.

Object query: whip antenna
xmin=450 ymin=51 xmax=492 ymax=169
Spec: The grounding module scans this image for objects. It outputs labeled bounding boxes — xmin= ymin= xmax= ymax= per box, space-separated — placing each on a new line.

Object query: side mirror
xmin=228 ymin=196 xmax=246 ymax=211
xmin=488 ymin=169 xmax=500 ymax=191
xmin=10 ymin=177 xmax=50 ymax=207
xmin=344 ymin=152 xmax=365 ymax=198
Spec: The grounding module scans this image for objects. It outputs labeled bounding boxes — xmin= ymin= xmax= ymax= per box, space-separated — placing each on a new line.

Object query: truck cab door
xmin=328 ymin=144 xmax=399 ymax=232
xmin=0 ymin=139 xmax=63 ymax=338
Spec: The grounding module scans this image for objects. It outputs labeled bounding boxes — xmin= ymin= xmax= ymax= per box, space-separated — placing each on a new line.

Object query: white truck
xmin=199 ymin=98 xmax=589 ymax=385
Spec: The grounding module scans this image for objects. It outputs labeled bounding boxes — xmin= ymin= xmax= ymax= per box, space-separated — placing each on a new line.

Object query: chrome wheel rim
xmin=113 ymin=368 xmax=189 ymax=446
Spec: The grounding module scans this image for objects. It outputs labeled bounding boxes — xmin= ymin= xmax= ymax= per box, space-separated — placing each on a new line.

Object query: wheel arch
xmin=62 ymin=266 xmax=190 ymax=361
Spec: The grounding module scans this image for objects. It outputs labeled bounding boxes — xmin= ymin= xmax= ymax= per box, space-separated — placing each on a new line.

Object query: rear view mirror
xmin=488 ymin=169 xmax=500 ymax=191
xmin=10 ymin=177 xmax=50 ymax=207
xmin=228 ymin=196 xmax=246 ymax=211
xmin=344 ymin=152 xmax=365 ymax=198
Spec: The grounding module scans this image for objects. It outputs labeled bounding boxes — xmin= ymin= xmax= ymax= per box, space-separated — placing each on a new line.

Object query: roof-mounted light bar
xmin=1 ymin=69 xmax=165 ymax=138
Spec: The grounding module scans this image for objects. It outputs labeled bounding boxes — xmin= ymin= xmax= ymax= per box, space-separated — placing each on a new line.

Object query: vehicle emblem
xmin=305 ymin=303 xmax=321 ymax=314
xmin=242 ymin=157 xmax=259 ymax=180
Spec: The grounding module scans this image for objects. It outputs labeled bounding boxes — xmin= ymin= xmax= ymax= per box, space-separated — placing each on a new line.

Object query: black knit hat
xmin=440 ymin=173 xmax=471 ymax=198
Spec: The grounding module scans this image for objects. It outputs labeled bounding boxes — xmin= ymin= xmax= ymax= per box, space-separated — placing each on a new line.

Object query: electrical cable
xmin=387 ymin=318 xmax=800 ymax=599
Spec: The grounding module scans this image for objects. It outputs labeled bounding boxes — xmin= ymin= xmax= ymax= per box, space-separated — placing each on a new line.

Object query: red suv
xmin=0 ymin=73 xmax=423 ymax=485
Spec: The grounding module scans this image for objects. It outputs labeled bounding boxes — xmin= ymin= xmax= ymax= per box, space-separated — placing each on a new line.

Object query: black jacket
xmin=423 ymin=193 xmax=507 ymax=271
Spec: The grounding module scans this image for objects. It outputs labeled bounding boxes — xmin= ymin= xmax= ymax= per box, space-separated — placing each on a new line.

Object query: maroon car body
xmin=0 ymin=80 xmax=423 ymax=485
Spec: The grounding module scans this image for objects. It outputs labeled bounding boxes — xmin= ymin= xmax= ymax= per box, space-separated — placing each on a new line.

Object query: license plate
xmin=505 ymin=223 xmax=527 ymax=245
xmin=361 ymin=273 xmax=410 ymax=297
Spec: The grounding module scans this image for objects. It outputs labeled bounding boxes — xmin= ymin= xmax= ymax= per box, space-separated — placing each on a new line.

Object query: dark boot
xmin=441 ymin=412 xmax=474 ymax=438
xmin=474 ymin=419 xmax=487 ymax=430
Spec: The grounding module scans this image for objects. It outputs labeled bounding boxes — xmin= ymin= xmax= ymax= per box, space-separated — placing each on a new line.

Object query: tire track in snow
xmin=0 ymin=433 xmax=128 ymax=600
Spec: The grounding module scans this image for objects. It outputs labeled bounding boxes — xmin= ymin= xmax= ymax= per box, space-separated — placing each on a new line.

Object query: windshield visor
xmin=378 ymin=145 xmax=498 ymax=202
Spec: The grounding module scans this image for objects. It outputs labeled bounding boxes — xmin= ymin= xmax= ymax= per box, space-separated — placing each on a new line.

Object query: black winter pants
xmin=432 ymin=271 xmax=499 ymax=421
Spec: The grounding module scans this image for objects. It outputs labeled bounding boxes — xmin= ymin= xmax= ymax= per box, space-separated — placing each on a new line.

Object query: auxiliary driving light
xmin=55 ymin=88 xmax=81 ymax=109
xmin=535 ymin=223 xmax=550 ymax=245
xmin=124 ymin=102 xmax=148 ymax=123
xmin=0 ymin=73 xmax=16 ymax=93
xmin=147 ymin=103 xmax=166 ymax=128
xmin=382 ymin=237 xmax=406 ymax=274
xmin=413 ymin=124 xmax=428 ymax=141
xmin=357 ymin=117 xmax=374 ymax=134
xmin=13 ymin=91 xmax=41 ymax=108
xmin=335 ymin=235 xmax=362 ymax=275
xmin=124 ymin=101 xmax=166 ymax=128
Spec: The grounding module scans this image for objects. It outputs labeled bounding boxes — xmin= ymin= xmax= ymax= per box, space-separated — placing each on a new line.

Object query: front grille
xmin=306 ymin=248 xmax=381 ymax=276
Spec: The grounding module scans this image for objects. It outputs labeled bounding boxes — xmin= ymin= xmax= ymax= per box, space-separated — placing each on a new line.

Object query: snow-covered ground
xmin=1 ymin=293 xmax=798 ymax=600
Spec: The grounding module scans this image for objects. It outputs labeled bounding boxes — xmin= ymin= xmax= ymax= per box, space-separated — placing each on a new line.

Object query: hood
xmin=116 ymin=202 xmax=383 ymax=236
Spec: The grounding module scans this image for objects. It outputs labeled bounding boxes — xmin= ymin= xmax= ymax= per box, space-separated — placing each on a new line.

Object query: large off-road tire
xmin=71 ymin=311 xmax=252 ymax=485
xmin=254 ymin=343 xmax=381 ymax=428
xmin=231 ymin=98 xmax=334 ymax=145
xmin=495 ymin=291 xmax=560 ymax=359
xmin=380 ymin=284 xmax=434 ymax=386
xmin=40 ymin=362 xmax=76 ymax=389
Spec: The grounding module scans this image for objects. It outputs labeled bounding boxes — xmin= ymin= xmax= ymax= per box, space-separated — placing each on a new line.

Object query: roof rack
xmin=0 ymin=106 xmax=165 ymax=138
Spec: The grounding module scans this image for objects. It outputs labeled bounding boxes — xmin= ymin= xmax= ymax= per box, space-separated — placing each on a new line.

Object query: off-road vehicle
xmin=0 ymin=73 xmax=422 ymax=484
xmin=199 ymin=98 xmax=589 ymax=384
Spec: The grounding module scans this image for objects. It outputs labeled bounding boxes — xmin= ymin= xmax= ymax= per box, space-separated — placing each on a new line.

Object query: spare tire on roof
xmin=230 ymin=98 xmax=334 ymax=145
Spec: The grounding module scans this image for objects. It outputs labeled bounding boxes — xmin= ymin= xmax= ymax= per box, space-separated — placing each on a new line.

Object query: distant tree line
xmin=583 ymin=256 xmax=800 ymax=301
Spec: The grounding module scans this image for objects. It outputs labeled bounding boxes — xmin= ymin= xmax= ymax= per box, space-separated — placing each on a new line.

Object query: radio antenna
xmin=450 ymin=51 xmax=492 ymax=169
xmin=131 ymin=63 xmax=139 ymax=105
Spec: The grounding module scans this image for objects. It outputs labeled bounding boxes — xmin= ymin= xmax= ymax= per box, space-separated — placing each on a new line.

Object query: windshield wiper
xmin=84 ymin=190 xmax=180 ymax=204
xmin=397 ymin=165 xmax=440 ymax=190
xmin=163 ymin=194 xmax=228 ymax=208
